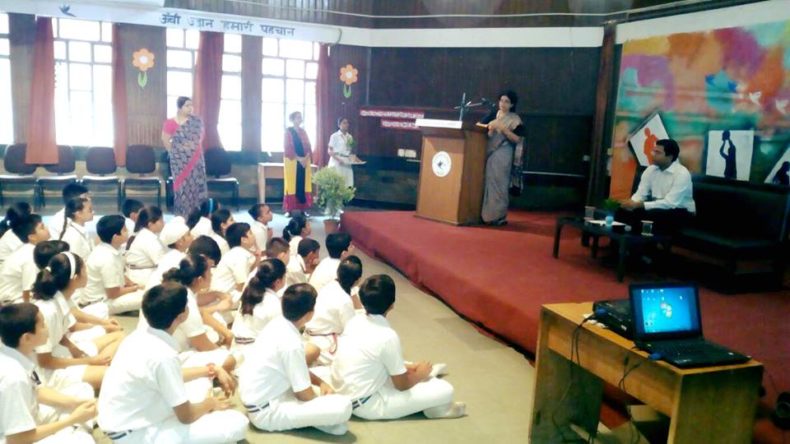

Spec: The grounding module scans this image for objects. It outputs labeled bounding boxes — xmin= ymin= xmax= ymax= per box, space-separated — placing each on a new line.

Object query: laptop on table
xmin=629 ymin=282 xmax=750 ymax=368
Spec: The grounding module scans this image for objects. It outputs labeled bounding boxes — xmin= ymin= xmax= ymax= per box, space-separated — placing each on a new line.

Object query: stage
xmin=341 ymin=209 xmax=790 ymax=442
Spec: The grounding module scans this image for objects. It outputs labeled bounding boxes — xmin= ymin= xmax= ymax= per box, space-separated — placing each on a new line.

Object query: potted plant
xmin=312 ymin=167 xmax=355 ymax=233
xmin=602 ymin=198 xmax=621 ymax=215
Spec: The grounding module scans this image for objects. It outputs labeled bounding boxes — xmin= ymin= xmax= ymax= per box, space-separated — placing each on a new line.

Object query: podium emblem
xmin=432 ymin=151 xmax=452 ymax=178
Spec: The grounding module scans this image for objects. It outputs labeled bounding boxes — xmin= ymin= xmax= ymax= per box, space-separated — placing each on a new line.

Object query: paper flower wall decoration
xmin=339 ymin=64 xmax=358 ymax=98
xmin=132 ymin=48 xmax=155 ymax=89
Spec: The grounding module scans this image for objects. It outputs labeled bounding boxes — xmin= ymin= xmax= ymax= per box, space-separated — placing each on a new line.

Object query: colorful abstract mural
xmin=610 ymin=19 xmax=790 ymax=199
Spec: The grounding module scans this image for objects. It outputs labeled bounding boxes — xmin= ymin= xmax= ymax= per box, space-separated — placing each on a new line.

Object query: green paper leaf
xmin=343 ymin=84 xmax=352 ymax=98
xmin=138 ymin=71 xmax=148 ymax=89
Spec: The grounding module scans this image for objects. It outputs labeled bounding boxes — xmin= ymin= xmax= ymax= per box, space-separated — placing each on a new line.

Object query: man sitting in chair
xmin=618 ymin=138 xmax=696 ymax=235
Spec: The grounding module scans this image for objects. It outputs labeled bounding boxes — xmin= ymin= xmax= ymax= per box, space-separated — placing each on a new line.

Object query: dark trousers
xmin=615 ymin=208 xmax=692 ymax=236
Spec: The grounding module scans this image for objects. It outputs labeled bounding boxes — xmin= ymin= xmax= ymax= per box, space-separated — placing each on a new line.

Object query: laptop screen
xmin=630 ymin=283 xmax=702 ymax=340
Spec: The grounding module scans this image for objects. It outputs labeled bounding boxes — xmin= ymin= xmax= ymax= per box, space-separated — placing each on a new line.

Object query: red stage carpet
xmin=342 ymin=210 xmax=789 ymax=442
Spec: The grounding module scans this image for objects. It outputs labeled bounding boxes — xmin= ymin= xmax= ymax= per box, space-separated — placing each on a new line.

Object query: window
xmin=0 ymin=13 xmax=13 ymax=144
xmin=219 ymin=33 xmax=242 ymax=150
xmin=165 ymin=27 xmax=199 ymax=118
xmin=261 ymin=38 xmax=319 ymax=152
xmin=53 ymin=18 xmax=113 ymax=146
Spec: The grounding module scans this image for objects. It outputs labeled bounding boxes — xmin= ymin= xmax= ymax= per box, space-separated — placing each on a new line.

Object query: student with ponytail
xmin=231 ymin=258 xmax=287 ymax=350
xmin=283 ymin=213 xmax=312 ymax=257
xmin=58 ymin=197 xmax=95 ymax=261
xmin=125 ymin=205 xmax=167 ymax=286
xmin=187 ymin=198 xmax=218 ymax=238
xmin=0 ymin=202 xmax=31 ymax=265
xmin=208 ymin=208 xmax=233 ymax=255
xmin=33 ymin=252 xmax=124 ymax=390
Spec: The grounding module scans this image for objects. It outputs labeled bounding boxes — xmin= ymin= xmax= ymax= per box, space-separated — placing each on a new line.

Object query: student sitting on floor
xmin=125 ymin=206 xmax=167 ymax=286
xmin=265 ymin=237 xmax=291 ymax=266
xmin=48 ymin=183 xmax=90 ymax=240
xmin=79 ymin=215 xmax=144 ymax=318
xmin=231 ymin=258 xmax=286 ymax=351
xmin=0 ymin=213 xmax=51 ymax=305
xmin=208 ymin=208 xmax=233 ymax=255
xmin=305 ymin=256 xmax=363 ymax=365
xmin=0 ymin=303 xmax=98 ymax=444
xmin=286 ymin=238 xmax=320 ymax=287
xmin=144 ymin=217 xmax=193 ymax=291
xmin=139 ymin=254 xmax=237 ymax=371
xmin=309 ymin=232 xmax=354 ymax=292
xmin=248 ymin=203 xmax=274 ymax=253
xmin=332 ymin=275 xmax=465 ymax=420
xmin=283 ymin=214 xmax=311 ymax=258
xmin=210 ymin=222 xmax=259 ymax=304
xmin=57 ymin=197 xmax=95 ymax=261
xmin=121 ymin=198 xmax=143 ymax=237
xmin=187 ymin=198 xmax=217 ymax=239
xmin=98 ymin=283 xmax=249 ymax=444
xmin=33 ymin=252 xmax=124 ymax=391
xmin=238 ymin=283 xmax=352 ymax=435
xmin=0 ymin=202 xmax=31 ymax=266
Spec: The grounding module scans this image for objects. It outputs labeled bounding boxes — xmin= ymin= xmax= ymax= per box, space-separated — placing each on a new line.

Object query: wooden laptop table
xmin=530 ymin=303 xmax=763 ymax=444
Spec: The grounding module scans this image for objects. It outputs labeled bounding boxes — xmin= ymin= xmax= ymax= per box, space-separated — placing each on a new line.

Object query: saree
xmin=481 ymin=111 xmax=525 ymax=224
xmin=283 ymin=127 xmax=313 ymax=211
xmin=164 ymin=115 xmax=208 ymax=217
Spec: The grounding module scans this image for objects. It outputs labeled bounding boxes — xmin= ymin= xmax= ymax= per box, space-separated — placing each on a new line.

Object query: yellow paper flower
xmin=339 ymin=64 xmax=358 ymax=86
xmin=132 ymin=48 xmax=155 ymax=72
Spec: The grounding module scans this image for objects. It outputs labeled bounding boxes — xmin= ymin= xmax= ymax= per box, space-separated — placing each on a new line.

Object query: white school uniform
xmin=97 ymin=327 xmax=249 ymax=444
xmin=0 ymin=229 xmax=23 ymax=266
xmin=250 ymin=220 xmax=270 ymax=253
xmin=327 ymin=129 xmax=355 ymax=188
xmin=238 ymin=316 xmax=352 ymax=433
xmin=81 ymin=243 xmax=143 ymax=317
xmin=125 ymin=228 xmax=166 ymax=286
xmin=59 ymin=220 xmax=93 ymax=261
xmin=144 ymin=249 xmax=186 ymax=291
xmin=189 ymin=216 xmax=212 ymax=238
xmin=0 ymin=243 xmax=37 ymax=305
xmin=285 ymin=255 xmax=309 ymax=287
xmin=0 ymin=344 xmax=95 ymax=444
xmin=304 ymin=280 xmax=356 ymax=365
xmin=288 ymin=235 xmax=302 ymax=258
xmin=331 ymin=314 xmax=455 ymax=420
xmin=211 ymin=246 xmax=254 ymax=303
xmin=208 ymin=232 xmax=229 ymax=256
xmin=231 ymin=288 xmax=277 ymax=351
xmin=48 ymin=208 xmax=66 ymax=240
xmin=309 ymin=257 xmax=341 ymax=292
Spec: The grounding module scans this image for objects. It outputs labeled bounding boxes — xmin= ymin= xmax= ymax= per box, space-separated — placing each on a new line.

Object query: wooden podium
xmin=415 ymin=119 xmax=487 ymax=225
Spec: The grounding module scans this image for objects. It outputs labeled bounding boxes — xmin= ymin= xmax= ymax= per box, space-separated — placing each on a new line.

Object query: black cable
xmin=618 ymin=356 xmax=644 ymax=444
xmin=765 ymin=369 xmax=789 ymax=444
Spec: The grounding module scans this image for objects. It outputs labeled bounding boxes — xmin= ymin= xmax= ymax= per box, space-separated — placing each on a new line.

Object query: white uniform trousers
xmin=37 ymin=382 xmax=96 ymax=444
xmin=105 ymin=410 xmax=249 ymax=444
xmin=353 ymin=377 xmax=455 ymax=420
xmin=247 ymin=391 xmax=352 ymax=433
xmin=107 ymin=290 xmax=144 ymax=315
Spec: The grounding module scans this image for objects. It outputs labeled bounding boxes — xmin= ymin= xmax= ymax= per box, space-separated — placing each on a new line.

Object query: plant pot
xmin=323 ymin=219 xmax=340 ymax=234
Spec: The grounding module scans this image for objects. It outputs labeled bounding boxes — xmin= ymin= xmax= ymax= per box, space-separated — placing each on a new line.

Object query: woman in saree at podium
xmin=283 ymin=111 xmax=313 ymax=214
xmin=480 ymin=90 xmax=526 ymax=226
xmin=161 ymin=96 xmax=208 ymax=217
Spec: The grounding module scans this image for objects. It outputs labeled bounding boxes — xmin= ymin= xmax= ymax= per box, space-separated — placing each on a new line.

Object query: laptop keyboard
xmin=649 ymin=340 xmax=748 ymax=367
xmin=655 ymin=340 xmax=721 ymax=357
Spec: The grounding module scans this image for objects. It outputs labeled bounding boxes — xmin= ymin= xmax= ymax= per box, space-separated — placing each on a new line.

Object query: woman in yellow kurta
xmin=283 ymin=111 xmax=313 ymax=213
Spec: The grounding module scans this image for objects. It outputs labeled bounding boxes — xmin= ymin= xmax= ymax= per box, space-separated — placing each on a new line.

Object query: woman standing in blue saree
xmin=161 ymin=96 xmax=209 ymax=217
xmin=481 ymin=90 xmax=526 ymax=226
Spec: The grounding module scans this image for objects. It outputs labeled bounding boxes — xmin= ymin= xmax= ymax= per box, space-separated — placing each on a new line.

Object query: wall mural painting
xmin=610 ymin=19 xmax=790 ymax=198
xmin=765 ymin=147 xmax=790 ymax=185
xmin=132 ymin=48 xmax=155 ymax=89
xmin=339 ymin=64 xmax=358 ymax=98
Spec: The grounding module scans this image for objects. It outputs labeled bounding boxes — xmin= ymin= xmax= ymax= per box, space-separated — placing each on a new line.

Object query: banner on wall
xmin=0 ymin=0 xmax=342 ymax=42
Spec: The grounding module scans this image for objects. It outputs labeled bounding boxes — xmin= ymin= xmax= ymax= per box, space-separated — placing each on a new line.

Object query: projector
xmin=592 ymin=299 xmax=633 ymax=339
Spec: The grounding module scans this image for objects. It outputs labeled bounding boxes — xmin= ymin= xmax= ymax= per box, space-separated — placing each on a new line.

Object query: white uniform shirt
xmin=145 ymin=249 xmax=186 ymax=291
xmin=48 ymin=208 xmax=66 ymax=240
xmin=231 ymin=288 xmax=278 ymax=341
xmin=331 ymin=314 xmax=407 ymax=400
xmin=33 ymin=292 xmax=76 ymax=356
xmin=305 ymin=280 xmax=355 ymax=335
xmin=97 ymin=327 xmax=188 ymax=433
xmin=285 ymin=255 xmax=309 ymax=287
xmin=125 ymin=228 xmax=166 ymax=269
xmin=82 ymin=242 xmax=125 ymax=305
xmin=211 ymin=246 xmax=254 ymax=294
xmin=327 ymin=130 xmax=355 ymax=188
xmin=288 ymin=235 xmax=302 ymax=258
xmin=139 ymin=288 xmax=205 ymax=352
xmin=208 ymin=232 xmax=229 ymax=256
xmin=309 ymin=257 xmax=341 ymax=292
xmin=0 ymin=344 xmax=39 ymax=441
xmin=0 ymin=230 xmax=23 ymax=266
xmin=0 ymin=243 xmax=38 ymax=305
xmin=632 ymin=160 xmax=696 ymax=213
xmin=250 ymin=220 xmax=269 ymax=253
xmin=238 ymin=316 xmax=311 ymax=407
xmin=59 ymin=219 xmax=93 ymax=261
xmin=190 ymin=217 xmax=212 ymax=238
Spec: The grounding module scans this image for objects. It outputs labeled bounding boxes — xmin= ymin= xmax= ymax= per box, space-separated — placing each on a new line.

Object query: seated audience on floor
xmin=332 ymin=275 xmax=465 ymax=420
xmin=283 ymin=214 xmax=312 ymax=258
xmin=187 ymin=198 xmax=218 ymax=239
xmin=0 ymin=202 xmax=32 ymax=266
xmin=49 ymin=184 xmax=90 ymax=240
xmin=617 ymin=138 xmax=696 ymax=235
xmin=58 ymin=197 xmax=95 ymax=263
xmin=0 ymin=214 xmax=51 ymax=304
xmin=305 ymin=255 xmax=363 ymax=365
xmin=144 ymin=217 xmax=193 ymax=291
xmin=238 ymin=283 xmax=352 ymax=435
xmin=98 ymin=282 xmax=249 ymax=443
xmin=208 ymin=208 xmax=234 ymax=255
xmin=121 ymin=199 xmax=144 ymax=243
xmin=248 ymin=203 xmax=274 ymax=253
xmin=1 ymin=303 xmax=98 ymax=444
xmin=33 ymin=252 xmax=124 ymax=391
xmin=286 ymin=238 xmax=321 ymax=287
xmin=310 ymin=232 xmax=354 ymax=291
xmin=231 ymin=258 xmax=287 ymax=351
xmin=125 ymin=206 xmax=166 ymax=286
xmin=265 ymin=237 xmax=291 ymax=266
xmin=79 ymin=215 xmax=144 ymax=318
xmin=210 ymin=222 xmax=259 ymax=304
